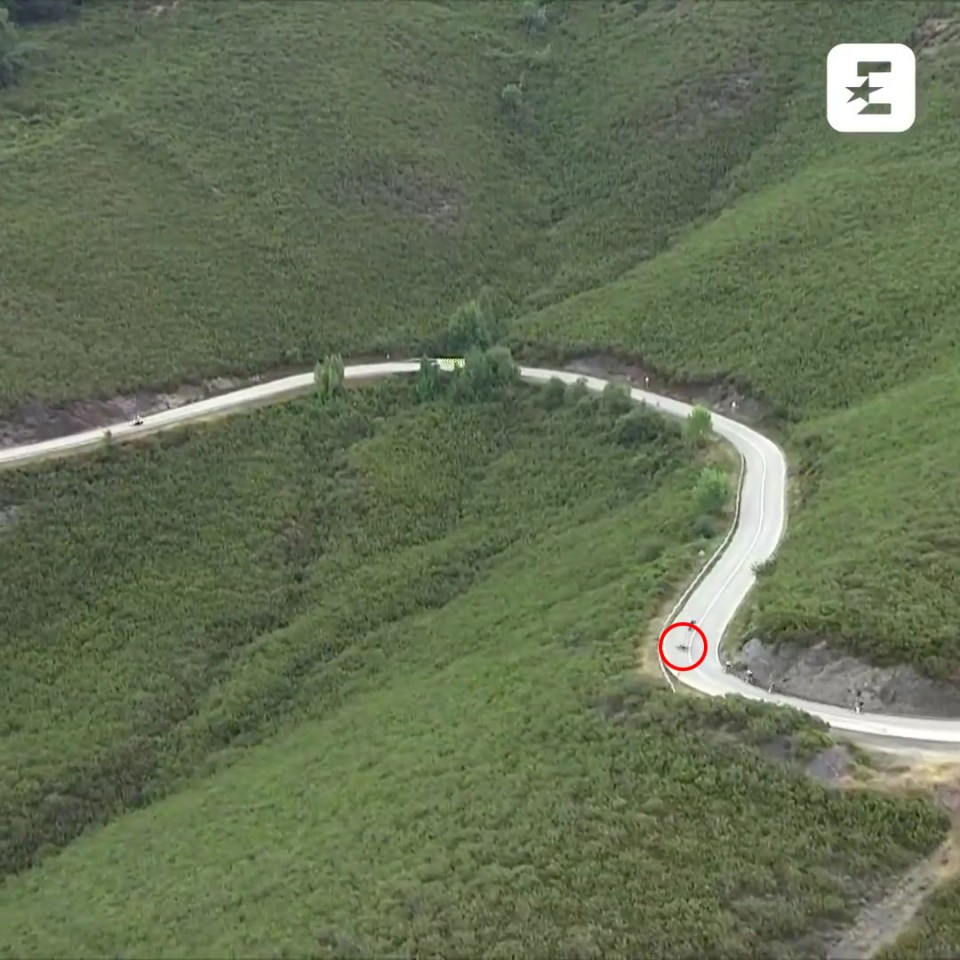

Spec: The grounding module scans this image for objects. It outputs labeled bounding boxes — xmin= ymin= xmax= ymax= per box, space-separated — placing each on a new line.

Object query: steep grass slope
xmin=0 ymin=380 xmax=947 ymax=957
xmin=752 ymin=368 xmax=960 ymax=680
xmin=0 ymin=376 xmax=699 ymax=880
xmin=517 ymin=2 xmax=960 ymax=678
xmin=519 ymin=51 xmax=960 ymax=419
xmin=0 ymin=0 xmax=941 ymax=411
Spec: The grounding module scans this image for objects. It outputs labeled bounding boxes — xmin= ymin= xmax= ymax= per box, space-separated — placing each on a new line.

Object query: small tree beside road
xmin=684 ymin=405 xmax=712 ymax=446
xmin=315 ymin=353 xmax=345 ymax=403
xmin=415 ymin=357 xmax=440 ymax=403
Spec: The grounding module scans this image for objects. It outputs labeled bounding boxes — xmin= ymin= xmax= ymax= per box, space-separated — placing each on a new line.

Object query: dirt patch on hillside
xmin=0 ymin=505 xmax=19 ymax=531
xmin=126 ymin=0 xmax=184 ymax=19
xmin=736 ymin=638 xmax=960 ymax=720
xmin=827 ymin=761 xmax=960 ymax=959
xmin=663 ymin=58 xmax=761 ymax=136
xmin=805 ymin=744 xmax=854 ymax=785
xmin=827 ymin=845 xmax=949 ymax=960
xmin=347 ymin=161 xmax=461 ymax=230
xmin=913 ymin=13 xmax=960 ymax=56
xmin=0 ymin=376 xmax=250 ymax=450
xmin=561 ymin=354 xmax=771 ymax=426
xmin=0 ymin=352 xmax=411 ymax=452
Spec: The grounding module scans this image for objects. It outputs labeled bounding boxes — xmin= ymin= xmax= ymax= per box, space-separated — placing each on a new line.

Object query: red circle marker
xmin=658 ymin=621 xmax=708 ymax=671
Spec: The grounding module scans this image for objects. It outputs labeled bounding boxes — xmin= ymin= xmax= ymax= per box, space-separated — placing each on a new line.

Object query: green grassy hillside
xmin=751 ymin=368 xmax=960 ymax=680
xmin=0 ymin=377 xmax=947 ymax=957
xmin=515 ymin=1 xmax=960 ymax=678
xmin=1 ymin=674 xmax=946 ymax=959
xmin=6 ymin=0 xmax=958 ymax=678
xmin=0 ymin=0 xmax=942 ymax=410
xmin=5 ymin=0 xmax=960 ymax=950
xmin=0 ymin=374 xmax=699 ymax=880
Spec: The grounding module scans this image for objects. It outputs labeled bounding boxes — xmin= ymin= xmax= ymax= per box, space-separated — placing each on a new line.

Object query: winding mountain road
xmin=3 ymin=359 xmax=958 ymax=749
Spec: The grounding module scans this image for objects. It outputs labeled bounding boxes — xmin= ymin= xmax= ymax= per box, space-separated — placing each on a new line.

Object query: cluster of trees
xmin=434 ymin=288 xmax=510 ymax=355
xmin=315 ymin=292 xmax=522 ymax=409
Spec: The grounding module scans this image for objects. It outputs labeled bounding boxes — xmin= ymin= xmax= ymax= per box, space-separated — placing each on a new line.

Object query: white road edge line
xmin=2 ymin=359 xmax=958 ymax=746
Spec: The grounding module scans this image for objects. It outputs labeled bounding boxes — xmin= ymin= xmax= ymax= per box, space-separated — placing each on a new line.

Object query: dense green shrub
xmin=314 ymin=353 xmax=345 ymax=403
xmin=695 ymin=466 xmax=731 ymax=514
xmin=600 ymin=380 xmax=632 ymax=416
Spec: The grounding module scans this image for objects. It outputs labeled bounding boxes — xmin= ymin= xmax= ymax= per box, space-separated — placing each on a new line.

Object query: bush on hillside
xmin=517 ymin=1 xmax=548 ymax=36
xmin=0 ymin=7 xmax=23 ymax=87
xmin=476 ymin=285 xmax=511 ymax=327
xmin=614 ymin=406 xmax=665 ymax=446
xmin=565 ymin=377 xmax=589 ymax=405
xmin=695 ymin=467 xmax=730 ymax=515
xmin=541 ymin=376 xmax=566 ymax=410
xmin=692 ymin=513 xmax=720 ymax=539
xmin=600 ymin=381 xmax=632 ymax=417
xmin=684 ymin=405 xmax=712 ymax=446
xmin=574 ymin=393 xmax=599 ymax=418
xmin=451 ymin=346 xmax=519 ymax=403
xmin=499 ymin=80 xmax=524 ymax=116
xmin=439 ymin=296 xmax=508 ymax=357
xmin=415 ymin=356 xmax=440 ymax=403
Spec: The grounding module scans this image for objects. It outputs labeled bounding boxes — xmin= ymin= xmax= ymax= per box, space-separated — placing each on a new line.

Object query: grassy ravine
xmin=0 ymin=0 xmax=940 ymax=412
xmin=0 ymin=379 xmax=949 ymax=957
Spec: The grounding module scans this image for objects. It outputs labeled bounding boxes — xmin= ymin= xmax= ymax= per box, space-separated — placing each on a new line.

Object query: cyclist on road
xmin=745 ymin=668 xmax=755 ymax=685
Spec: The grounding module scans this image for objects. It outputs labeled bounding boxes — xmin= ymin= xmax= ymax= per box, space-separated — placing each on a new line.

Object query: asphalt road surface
xmin=3 ymin=360 xmax=959 ymax=748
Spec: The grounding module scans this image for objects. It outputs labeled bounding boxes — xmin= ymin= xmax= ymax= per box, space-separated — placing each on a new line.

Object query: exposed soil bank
xmin=0 ymin=349 xmax=764 ymax=451
xmin=0 ymin=353 xmax=401 ymax=450
xmin=0 ymin=376 xmax=255 ymax=450
xmin=738 ymin=638 xmax=960 ymax=720
xmin=561 ymin=354 xmax=772 ymax=425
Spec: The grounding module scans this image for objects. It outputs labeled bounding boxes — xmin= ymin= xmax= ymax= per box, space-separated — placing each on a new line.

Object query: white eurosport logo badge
xmin=826 ymin=43 xmax=916 ymax=133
